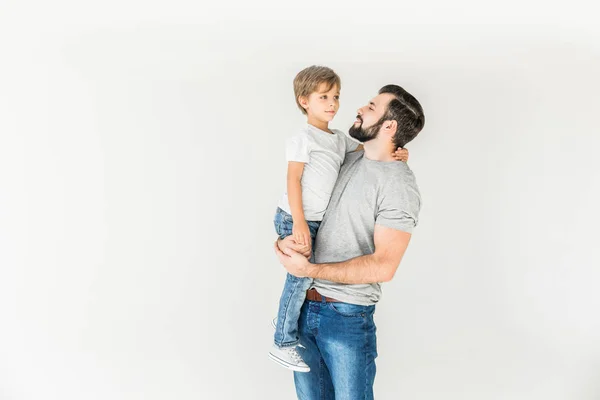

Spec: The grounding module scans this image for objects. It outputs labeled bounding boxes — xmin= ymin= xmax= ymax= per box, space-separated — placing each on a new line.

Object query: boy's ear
xmin=298 ymin=96 xmax=309 ymax=110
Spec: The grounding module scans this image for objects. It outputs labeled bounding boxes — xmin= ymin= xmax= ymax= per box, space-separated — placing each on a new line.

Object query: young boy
xmin=269 ymin=66 xmax=408 ymax=372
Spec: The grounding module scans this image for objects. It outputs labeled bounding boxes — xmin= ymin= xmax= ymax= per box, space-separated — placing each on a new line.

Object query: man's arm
xmin=275 ymin=224 xmax=412 ymax=284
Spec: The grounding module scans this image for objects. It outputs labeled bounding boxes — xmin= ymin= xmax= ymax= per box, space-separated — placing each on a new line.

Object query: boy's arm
xmin=287 ymin=162 xmax=306 ymax=223
xmin=283 ymin=132 xmax=311 ymax=245
xmin=275 ymin=224 xmax=412 ymax=284
xmin=287 ymin=162 xmax=311 ymax=246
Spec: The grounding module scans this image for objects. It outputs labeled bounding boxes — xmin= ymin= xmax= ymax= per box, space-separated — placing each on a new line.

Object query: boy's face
xmin=301 ymin=83 xmax=340 ymax=122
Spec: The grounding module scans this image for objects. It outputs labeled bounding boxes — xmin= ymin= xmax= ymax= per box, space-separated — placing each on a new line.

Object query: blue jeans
xmin=274 ymin=207 xmax=321 ymax=347
xmin=294 ymin=299 xmax=378 ymax=400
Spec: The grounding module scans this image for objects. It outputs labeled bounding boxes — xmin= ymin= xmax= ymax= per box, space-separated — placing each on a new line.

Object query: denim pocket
xmin=327 ymin=302 xmax=372 ymax=318
xmin=274 ymin=208 xmax=294 ymax=238
xmin=282 ymin=212 xmax=294 ymax=224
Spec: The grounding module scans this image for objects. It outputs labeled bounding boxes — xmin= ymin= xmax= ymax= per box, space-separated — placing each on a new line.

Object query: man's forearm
xmin=307 ymin=253 xmax=395 ymax=284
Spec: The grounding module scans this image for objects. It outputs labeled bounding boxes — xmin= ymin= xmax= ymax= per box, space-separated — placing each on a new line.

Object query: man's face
xmin=349 ymin=93 xmax=394 ymax=142
xmin=303 ymin=83 xmax=340 ymax=122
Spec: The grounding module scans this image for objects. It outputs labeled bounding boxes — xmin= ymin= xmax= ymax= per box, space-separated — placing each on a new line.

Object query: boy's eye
xmin=321 ymin=96 xmax=327 ymax=99
xmin=334 ymin=96 xmax=340 ymax=100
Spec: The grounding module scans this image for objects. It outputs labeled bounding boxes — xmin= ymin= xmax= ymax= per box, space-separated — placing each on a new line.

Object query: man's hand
xmin=276 ymin=235 xmax=311 ymax=258
xmin=392 ymin=147 xmax=409 ymax=162
xmin=274 ymin=236 xmax=313 ymax=278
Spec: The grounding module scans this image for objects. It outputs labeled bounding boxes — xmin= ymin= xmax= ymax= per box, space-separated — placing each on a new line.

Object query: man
xmin=274 ymin=84 xmax=425 ymax=399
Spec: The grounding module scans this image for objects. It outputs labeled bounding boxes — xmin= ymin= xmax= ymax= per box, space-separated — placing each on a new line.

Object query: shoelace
xmin=286 ymin=347 xmax=303 ymax=363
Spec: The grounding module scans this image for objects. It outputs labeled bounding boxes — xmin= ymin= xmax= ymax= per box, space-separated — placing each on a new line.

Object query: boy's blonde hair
xmin=293 ymin=66 xmax=341 ymax=115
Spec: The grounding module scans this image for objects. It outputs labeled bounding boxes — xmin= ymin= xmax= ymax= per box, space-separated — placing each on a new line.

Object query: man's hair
xmin=293 ymin=66 xmax=341 ymax=115
xmin=379 ymin=85 xmax=425 ymax=148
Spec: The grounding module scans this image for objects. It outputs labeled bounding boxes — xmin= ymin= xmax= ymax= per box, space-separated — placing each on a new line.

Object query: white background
xmin=1 ymin=1 xmax=600 ymax=399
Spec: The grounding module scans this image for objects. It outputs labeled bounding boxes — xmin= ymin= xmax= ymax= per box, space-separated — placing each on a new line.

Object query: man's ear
xmin=298 ymin=96 xmax=309 ymax=110
xmin=383 ymin=120 xmax=398 ymax=136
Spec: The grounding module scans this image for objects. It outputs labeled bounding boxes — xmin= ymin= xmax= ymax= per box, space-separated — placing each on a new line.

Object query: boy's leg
xmin=273 ymin=210 xmax=319 ymax=347
xmin=274 ymin=275 xmax=313 ymax=346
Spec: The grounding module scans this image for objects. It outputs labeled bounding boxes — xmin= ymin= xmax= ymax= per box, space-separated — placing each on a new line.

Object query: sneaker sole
xmin=268 ymin=352 xmax=310 ymax=373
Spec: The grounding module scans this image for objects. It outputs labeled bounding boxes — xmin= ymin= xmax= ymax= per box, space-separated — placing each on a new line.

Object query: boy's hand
xmin=293 ymin=220 xmax=311 ymax=248
xmin=276 ymin=236 xmax=311 ymax=259
xmin=392 ymin=147 xmax=409 ymax=162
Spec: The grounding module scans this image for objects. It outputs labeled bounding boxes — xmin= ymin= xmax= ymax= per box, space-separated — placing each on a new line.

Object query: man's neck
xmin=363 ymin=140 xmax=395 ymax=161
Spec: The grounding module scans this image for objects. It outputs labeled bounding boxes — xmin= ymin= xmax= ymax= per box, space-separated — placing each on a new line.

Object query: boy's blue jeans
xmin=273 ymin=207 xmax=321 ymax=348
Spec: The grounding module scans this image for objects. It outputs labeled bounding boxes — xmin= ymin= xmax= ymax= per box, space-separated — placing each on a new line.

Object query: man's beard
xmin=349 ymin=116 xmax=384 ymax=143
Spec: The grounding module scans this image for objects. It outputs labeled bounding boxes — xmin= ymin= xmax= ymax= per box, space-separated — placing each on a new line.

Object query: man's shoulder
xmin=359 ymin=160 xmax=419 ymax=202
xmin=390 ymin=163 xmax=418 ymax=187
xmin=383 ymin=164 xmax=421 ymax=206
xmin=392 ymin=162 xmax=417 ymax=181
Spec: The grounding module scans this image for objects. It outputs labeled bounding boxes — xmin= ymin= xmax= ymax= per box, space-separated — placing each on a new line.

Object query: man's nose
xmin=357 ymin=108 xmax=363 ymax=116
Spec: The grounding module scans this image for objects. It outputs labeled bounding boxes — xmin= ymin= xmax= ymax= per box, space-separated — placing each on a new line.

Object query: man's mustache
xmin=356 ymin=115 xmax=363 ymax=123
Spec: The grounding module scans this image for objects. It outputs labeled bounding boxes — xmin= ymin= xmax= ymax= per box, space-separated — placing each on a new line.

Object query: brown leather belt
xmin=306 ymin=288 xmax=341 ymax=303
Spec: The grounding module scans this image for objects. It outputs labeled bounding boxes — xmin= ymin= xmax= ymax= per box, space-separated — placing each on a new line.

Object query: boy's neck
xmin=307 ymin=116 xmax=331 ymax=133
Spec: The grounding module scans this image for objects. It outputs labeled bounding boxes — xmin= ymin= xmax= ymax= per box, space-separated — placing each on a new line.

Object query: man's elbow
xmin=380 ymin=261 xmax=400 ymax=283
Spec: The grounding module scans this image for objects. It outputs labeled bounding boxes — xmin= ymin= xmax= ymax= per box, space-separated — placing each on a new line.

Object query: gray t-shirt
xmin=312 ymin=150 xmax=421 ymax=305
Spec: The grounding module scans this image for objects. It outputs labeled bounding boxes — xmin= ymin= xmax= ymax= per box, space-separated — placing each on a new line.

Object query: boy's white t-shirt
xmin=279 ymin=124 xmax=359 ymax=221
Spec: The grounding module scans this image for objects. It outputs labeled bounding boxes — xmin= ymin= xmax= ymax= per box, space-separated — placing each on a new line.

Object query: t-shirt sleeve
xmin=375 ymin=181 xmax=421 ymax=233
xmin=285 ymin=133 xmax=311 ymax=163
xmin=344 ymin=134 xmax=360 ymax=153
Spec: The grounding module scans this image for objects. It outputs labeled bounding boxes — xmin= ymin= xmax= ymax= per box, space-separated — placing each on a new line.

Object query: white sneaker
xmin=268 ymin=344 xmax=310 ymax=372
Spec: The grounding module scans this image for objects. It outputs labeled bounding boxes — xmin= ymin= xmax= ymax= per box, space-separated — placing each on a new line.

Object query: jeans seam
xmin=319 ymin=357 xmax=326 ymax=400
xmin=364 ymin=319 xmax=368 ymax=399
xmin=364 ymin=312 xmax=376 ymax=399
